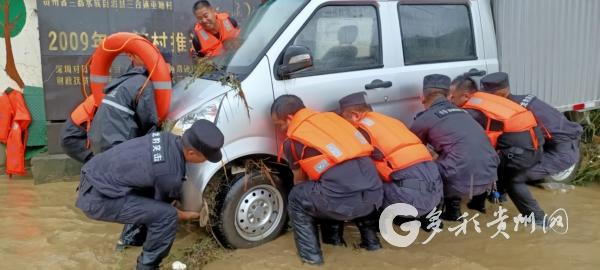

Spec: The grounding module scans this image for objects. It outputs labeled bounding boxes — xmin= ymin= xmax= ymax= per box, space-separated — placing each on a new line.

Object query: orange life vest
xmin=70 ymin=96 xmax=97 ymax=131
xmin=193 ymin=13 xmax=240 ymax=57
xmin=70 ymin=95 xmax=97 ymax=148
xmin=462 ymin=92 xmax=539 ymax=149
xmin=3 ymin=90 xmax=31 ymax=176
xmin=89 ymin=32 xmax=172 ymax=123
xmin=357 ymin=112 xmax=432 ymax=181
xmin=287 ymin=108 xmax=373 ymax=180
xmin=0 ymin=94 xmax=12 ymax=143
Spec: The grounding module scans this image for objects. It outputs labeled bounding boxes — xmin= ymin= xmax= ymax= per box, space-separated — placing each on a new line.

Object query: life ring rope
xmin=79 ymin=56 xmax=94 ymax=99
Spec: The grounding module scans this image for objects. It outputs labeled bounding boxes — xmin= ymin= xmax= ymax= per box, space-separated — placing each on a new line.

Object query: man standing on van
xmin=410 ymin=74 xmax=499 ymax=221
xmin=477 ymin=72 xmax=583 ymax=182
xmin=338 ymin=92 xmax=443 ymax=229
xmin=190 ymin=1 xmax=240 ymax=58
xmin=271 ymin=95 xmax=383 ymax=265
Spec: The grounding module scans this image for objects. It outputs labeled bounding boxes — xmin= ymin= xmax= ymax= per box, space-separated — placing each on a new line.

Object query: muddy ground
xmin=0 ymin=176 xmax=598 ymax=270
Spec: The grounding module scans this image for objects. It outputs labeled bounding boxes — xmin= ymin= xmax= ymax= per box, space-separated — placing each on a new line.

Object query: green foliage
xmin=573 ymin=110 xmax=600 ymax=185
xmin=165 ymin=235 xmax=228 ymax=270
xmin=190 ymin=57 xmax=251 ymax=119
xmin=0 ymin=0 xmax=27 ymax=38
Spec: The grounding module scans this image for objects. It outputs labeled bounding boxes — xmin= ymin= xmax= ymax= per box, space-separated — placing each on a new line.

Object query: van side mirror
xmin=278 ymin=45 xmax=313 ymax=78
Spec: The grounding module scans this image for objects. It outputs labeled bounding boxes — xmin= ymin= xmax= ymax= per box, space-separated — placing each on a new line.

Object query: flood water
xmin=1 ymin=176 xmax=598 ymax=269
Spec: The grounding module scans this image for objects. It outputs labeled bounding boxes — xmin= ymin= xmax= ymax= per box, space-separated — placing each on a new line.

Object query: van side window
xmin=291 ymin=5 xmax=382 ymax=76
xmin=399 ymin=4 xmax=476 ymax=65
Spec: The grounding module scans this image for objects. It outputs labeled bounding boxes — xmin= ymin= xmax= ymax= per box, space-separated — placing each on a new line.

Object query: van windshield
xmin=204 ymin=0 xmax=309 ymax=80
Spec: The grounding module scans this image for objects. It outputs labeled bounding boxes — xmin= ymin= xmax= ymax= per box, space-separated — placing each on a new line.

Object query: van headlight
xmin=170 ymin=95 xmax=224 ymax=136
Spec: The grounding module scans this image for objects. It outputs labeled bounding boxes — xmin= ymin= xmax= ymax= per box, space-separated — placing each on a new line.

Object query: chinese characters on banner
xmin=37 ymin=0 xmax=261 ymax=121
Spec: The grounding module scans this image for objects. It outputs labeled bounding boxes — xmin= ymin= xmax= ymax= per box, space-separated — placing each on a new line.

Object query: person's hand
xmin=177 ymin=209 xmax=201 ymax=221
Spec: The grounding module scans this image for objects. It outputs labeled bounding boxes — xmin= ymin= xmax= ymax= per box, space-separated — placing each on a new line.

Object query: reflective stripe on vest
xmin=194 ymin=13 xmax=240 ymax=57
xmin=463 ymin=92 xmax=539 ymax=149
xmin=358 ymin=112 xmax=432 ymax=181
xmin=287 ymin=108 xmax=373 ymax=180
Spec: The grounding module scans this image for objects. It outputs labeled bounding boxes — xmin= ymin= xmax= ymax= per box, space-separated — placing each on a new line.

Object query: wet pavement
xmin=1 ymin=176 xmax=598 ymax=269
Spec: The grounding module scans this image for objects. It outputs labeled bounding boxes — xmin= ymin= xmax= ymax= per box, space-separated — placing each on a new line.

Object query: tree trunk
xmin=3 ymin=0 xmax=25 ymax=89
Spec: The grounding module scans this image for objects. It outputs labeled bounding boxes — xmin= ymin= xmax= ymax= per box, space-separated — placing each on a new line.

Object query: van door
xmin=270 ymin=2 xmax=393 ymax=115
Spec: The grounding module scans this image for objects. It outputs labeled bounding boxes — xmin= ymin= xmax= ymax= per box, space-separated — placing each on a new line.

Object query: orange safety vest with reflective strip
xmin=287 ymin=108 xmax=373 ymax=180
xmin=357 ymin=112 xmax=432 ymax=182
xmin=193 ymin=13 xmax=240 ymax=57
xmin=4 ymin=90 xmax=31 ymax=176
xmin=462 ymin=92 xmax=539 ymax=150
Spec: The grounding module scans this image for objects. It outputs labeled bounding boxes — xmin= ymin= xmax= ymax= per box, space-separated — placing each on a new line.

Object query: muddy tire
xmin=212 ymin=170 xmax=288 ymax=249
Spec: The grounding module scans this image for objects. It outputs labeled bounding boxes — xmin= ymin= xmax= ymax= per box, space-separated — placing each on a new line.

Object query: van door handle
xmin=365 ymin=79 xmax=392 ymax=90
xmin=465 ymin=68 xmax=487 ymax=77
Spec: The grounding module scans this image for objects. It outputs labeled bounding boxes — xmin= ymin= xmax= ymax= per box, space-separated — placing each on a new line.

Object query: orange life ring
xmin=88 ymin=32 xmax=172 ymax=122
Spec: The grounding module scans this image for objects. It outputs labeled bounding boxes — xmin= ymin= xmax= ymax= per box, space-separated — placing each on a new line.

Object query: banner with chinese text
xmin=37 ymin=0 xmax=260 ymax=121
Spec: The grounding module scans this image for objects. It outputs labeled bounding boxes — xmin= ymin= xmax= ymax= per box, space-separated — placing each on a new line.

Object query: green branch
xmin=190 ymin=57 xmax=252 ymax=119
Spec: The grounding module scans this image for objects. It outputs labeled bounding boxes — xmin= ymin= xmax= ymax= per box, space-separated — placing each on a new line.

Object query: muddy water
xmin=1 ymin=176 xmax=599 ymax=270
xmin=0 ymin=177 xmax=203 ymax=270
xmin=207 ymin=184 xmax=600 ymax=270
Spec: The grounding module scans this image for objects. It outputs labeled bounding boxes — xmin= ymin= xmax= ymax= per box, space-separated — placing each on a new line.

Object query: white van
xmin=167 ymin=0 xmax=599 ymax=248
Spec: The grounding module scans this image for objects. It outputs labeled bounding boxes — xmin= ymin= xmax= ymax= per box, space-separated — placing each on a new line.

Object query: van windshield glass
xmin=203 ymin=0 xmax=309 ymax=80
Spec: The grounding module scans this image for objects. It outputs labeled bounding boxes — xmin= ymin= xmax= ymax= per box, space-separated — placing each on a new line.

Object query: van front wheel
xmin=212 ymin=170 xmax=288 ymax=249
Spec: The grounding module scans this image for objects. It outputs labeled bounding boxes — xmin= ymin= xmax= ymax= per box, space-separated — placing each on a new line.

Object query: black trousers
xmin=287 ymin=181 xmax=381 ymax=262
xmin=76 ymin=177 xmax=178 ymax=269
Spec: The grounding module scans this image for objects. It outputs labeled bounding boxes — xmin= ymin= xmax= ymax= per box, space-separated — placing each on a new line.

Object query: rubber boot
xmin=467 ymin=193 xmax=488 ymax=214
xmin=136 ymin=256 xmax=159 ymax=270
xmin=288 ymin=202 xmax=324 ymax=265
xmin=355 ymin=219 xmax=382 ymax=251
xmin=441 ymin=197 xmax=463 ymax=221
xmin=320 ymin=220 xmax=346 ymax=247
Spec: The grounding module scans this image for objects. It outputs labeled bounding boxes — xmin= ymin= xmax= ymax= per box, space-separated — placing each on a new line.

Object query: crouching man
xmin=271 ymin=95 xmax=383 ymax=265
xmin=338 ymin=92 xmax=443 ymax=229
xmin=75 ymin=120 xmax=224 ymax=270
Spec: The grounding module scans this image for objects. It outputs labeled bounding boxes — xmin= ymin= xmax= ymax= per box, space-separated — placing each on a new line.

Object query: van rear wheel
xmin=212 ymin=170 xmax=288 ymax=249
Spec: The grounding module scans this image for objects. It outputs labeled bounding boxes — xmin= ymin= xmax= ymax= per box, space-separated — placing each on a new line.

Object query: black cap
xmin=422 ymin=74 xmax=451 ymax=95
xmin=182 ymin=120 xmax=224 ymax=163
xmin=339 ymin=91 xmax=367 ymax=110
xmin=481 ymin=72 xmax=509 ymax=92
